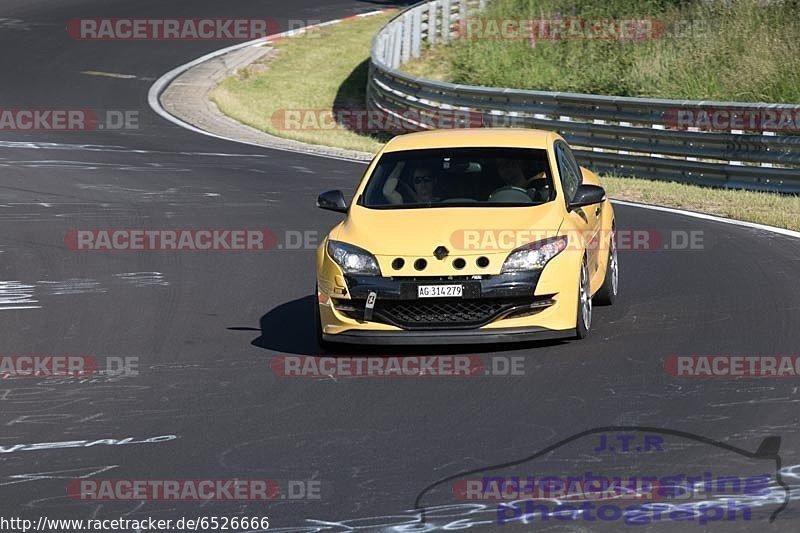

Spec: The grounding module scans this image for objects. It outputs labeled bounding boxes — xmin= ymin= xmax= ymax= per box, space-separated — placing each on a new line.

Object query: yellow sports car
xmin=315 ymin=128 xmax=617 ymax=346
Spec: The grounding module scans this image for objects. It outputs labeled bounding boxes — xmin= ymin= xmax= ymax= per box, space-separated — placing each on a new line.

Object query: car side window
xmin=563 ymin=144 xmax=583 ymax=186
xmin=555 ymin=142 xmax=581 ymax=204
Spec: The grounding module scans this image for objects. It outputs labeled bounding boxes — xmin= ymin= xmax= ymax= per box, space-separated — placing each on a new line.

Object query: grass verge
xmin=406 ymin=0 xmax=800 ymax=102
xmin=604 ymin=177 xmax=800 ymax=231
xmin=211 ymin=8 xmax=799 ymax=232
xmin=212 ymin=13 xmax=392 ymax=153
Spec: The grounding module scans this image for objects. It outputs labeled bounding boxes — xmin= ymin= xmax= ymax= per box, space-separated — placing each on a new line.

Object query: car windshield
xmin=359 ymin=147 xmax=555 ymax=208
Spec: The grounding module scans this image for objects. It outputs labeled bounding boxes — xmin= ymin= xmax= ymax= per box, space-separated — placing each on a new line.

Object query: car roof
xmin=381 ymin=128 xmax=558 ymax=153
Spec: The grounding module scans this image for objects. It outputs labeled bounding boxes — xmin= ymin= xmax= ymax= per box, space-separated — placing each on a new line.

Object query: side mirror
xmin=569 ymin=184 xmax=606 ymax=209
xmin=317 ymin=190 xmax=348 ymax=213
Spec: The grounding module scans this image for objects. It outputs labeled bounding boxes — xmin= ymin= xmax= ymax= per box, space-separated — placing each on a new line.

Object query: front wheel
xmin=575 ymin=259 xmax=592 ymax=339
xmin=594 ymin=228 xmax=618 ymax=306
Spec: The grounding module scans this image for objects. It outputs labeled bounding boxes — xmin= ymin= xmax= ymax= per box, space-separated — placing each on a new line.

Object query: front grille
xmin=336 ymin=297 xmax=552 ymax=330
xmin=382 ymin=299 xmax=509 ymax=328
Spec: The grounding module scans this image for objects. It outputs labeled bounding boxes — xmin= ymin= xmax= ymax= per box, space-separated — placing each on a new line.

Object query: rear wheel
xmin=575 ymin=259 xmax=592 ymax=339
xmin=594 ymin=228 xmax=618 ymax=306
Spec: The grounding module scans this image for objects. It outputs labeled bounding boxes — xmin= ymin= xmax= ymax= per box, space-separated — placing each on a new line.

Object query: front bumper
xmin=322 ymin=326 xmax=572 ymax=345
xmin=318 ymin=266 xmax=579 ymax=344
xmin=336 ymin=271 xmax=555 ymax=330
xmin=316 ymin=233 xmax=584 ymax=344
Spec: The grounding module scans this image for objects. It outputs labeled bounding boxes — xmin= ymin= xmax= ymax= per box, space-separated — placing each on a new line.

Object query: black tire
xmin=594 ymin=227 xmax=618 ymax=306
xmin=575 ymin=259 xmax=592 ymax=339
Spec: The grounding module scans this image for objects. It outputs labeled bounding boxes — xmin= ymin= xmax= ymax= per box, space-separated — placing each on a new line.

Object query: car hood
xmin=332 ymin=202 xmax=565 ymax=256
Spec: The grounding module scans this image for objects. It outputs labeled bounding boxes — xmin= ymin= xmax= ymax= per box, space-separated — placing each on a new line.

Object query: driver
xmin=496 ymin=158 xmax=551 ymax=201
xmin=497 ymin=158 xmax=530 ymax=188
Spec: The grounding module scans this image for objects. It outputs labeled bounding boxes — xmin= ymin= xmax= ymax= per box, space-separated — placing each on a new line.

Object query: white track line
xmin=147 ymin=11 xmax=388 ymax=164
xmin=148 ymin=13 xmax=799 ymax=241
xmin=612 ymin=199 xmax=800 ymax=239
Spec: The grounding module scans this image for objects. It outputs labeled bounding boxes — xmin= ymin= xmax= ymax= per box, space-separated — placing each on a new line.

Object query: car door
xmin=555 ymin=141 xmax=601 ymax=274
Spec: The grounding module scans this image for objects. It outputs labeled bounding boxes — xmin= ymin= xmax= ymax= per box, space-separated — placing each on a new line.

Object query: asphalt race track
xmin=1 ymin=0 xmax=800 ymax=531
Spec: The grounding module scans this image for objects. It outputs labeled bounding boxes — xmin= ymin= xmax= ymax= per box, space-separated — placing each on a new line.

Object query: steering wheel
xmin=490 ymin=185 xmax=527 ymax=194
xmin=488 ymin=186 xmax=532 ymax=203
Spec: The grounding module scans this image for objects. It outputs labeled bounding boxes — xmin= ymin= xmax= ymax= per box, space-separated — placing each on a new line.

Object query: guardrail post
xmin=428 ymin=1 xmax=438 ymax=45
xmin=730 ymin=128 xmax=743 ymax=166
xmin=402 ymin=12 xmax=412 ymax=63
xmin=618 ymin=121 xmax=631 ymax=155
xmin=392 ymin=23 xmax=402 ymax=68
xmin=458 ymin=0 xmax=469 ymax=40
xmin=651 ymin=124 xmax=664 ymax=158
xmin=686 ymin=126 xmax=698 ymax=161
xmin=761 ymin=131 xmax=776 ymax=168
xmin=593 ymin=119 xmax=605 ymax=152
xmin=384 ymin=28 xmax=393 ymax=67
xmin=442 ymin=0 xmax=451 ymax=43
xmin=411 ymin=8 xmax=422 ymax=58
xmin=383 ymin=30 xmax=390 ymax=66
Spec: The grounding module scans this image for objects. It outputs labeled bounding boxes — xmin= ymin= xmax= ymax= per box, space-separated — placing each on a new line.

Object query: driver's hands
xmin=382 ymin=161 xmax=407 ymax=205
xmin=524 ymin=170 xmax=547 ymax=187
xmin=525 ymin=172 xmax=551 ymax=202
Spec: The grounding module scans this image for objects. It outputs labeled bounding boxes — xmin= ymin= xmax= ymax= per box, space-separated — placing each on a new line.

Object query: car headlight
xmin=501 ymin=236 xmax=568 ymax=273
xmin=327 ymin=240 xmax=381 ymax=276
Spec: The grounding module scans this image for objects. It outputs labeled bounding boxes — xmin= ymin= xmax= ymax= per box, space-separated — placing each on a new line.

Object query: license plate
xmin=417 ymin=284 xmax=463 ymax=298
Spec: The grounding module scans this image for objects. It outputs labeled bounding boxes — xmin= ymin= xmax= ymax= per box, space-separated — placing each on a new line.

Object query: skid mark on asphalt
xmin=0 ymin=160 xmax=191 ymax=172
xmin=0 ymin=202 xmax=140 ymax=221
xmin=0 ymin=18 xmax=47 ymax=31
xmin=0 ymin=465 xmax=118 ymax=487
xmin=710 ymin=397 xmax=800 ymax=407
xmin=75 ymin=184 xmax=228 ymax=202
xmin=113 ymin=272 xmax=168 ymax=287
xmin=0 ymin=435 xmax=177 ymax=454
xmin=0 ymin=140 xmax=276 ymax=159
xmin=81 ymin=71 xmax=147 ymax=80
xmin=76 ymin=184 xmax=182 ymax=195
xmin=0 ymin=281 xmax=40 ymax=310
xmin=290 ymin=165 xmax=316 ymax=174
xmin=0 ymin=273 xmax=169 ymax=309
xmin=37 ymin=279 xmax=106 ymax=295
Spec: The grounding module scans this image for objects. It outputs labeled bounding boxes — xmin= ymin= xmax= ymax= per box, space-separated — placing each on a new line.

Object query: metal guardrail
xmin=367 ymin=0 xmax=800 ymax=192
